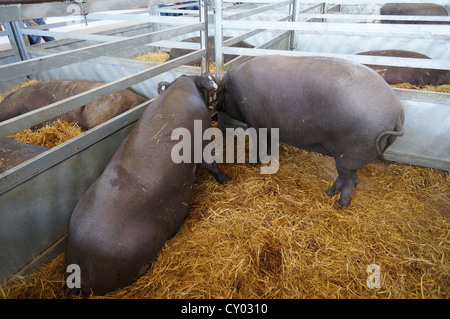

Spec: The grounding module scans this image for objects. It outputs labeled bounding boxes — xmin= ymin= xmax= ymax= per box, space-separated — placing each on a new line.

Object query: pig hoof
xmin=336 ymin=184 xmax=356 ymax=209
xmin=326 ymin=178 xmax=343 ymax=196
xmin=218 ymin=174 xmax=231 ymax=184
xmin=326 ymin=186 xmax=339 ymax=196
xmin=327 ymin=177 xmax=355 ymax=209
xmin=337 ymin=197 xmax=351 ymax=209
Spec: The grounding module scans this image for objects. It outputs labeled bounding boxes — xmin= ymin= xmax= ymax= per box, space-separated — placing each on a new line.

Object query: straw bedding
xmin=1 ymin=142 xmax=448 ymax=299
xmin=134 ymin=50 xmax=170 ymax=63
xmin=8 ymin=120 xmax=84 ymax=148
xmin=390 ymin=83 xmax=450 ymax=93
xmin=135 ymin=50 xmax=216 ymax=74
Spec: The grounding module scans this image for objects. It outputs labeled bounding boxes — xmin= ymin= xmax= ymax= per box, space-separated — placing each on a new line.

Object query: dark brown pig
xmin=168 ymin=36 xmax=254 ymax=66
xmin=65 ymin=73 xmax=229 ymax=296
xmin=357 ymin=50 xmax=450 ymax=86
xmin=0 ymin=80 xmax=147 ymax=130
xmin=380 ymin=3 xmax=449 ymax=24
xmin=215 ymin=56 xmax=404 ymax=208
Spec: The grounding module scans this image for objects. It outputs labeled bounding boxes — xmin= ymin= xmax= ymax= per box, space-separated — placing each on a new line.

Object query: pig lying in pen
xmin=357 ymin=50 xmax=450 ymax=86
xmin=0 ymin=80 xmax=147 ymax=130
xmin=380 ymin=3 xmax=449 ymax=24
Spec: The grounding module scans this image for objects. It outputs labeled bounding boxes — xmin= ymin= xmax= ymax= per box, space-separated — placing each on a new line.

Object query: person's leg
xmin=35 ymin=18 xmax=55 ymax=42
xmin=23 ymin=19 xmax=41 ymax=44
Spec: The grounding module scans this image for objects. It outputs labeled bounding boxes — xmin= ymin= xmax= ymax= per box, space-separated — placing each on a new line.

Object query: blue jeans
xmin=24 ymin=18 xmax=55 ymax=45
xmin=159 ymin=2 xmax=199 ymax=16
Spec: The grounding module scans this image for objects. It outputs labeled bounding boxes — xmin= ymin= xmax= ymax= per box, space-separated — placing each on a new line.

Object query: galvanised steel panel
xmin=0 ymin=23 xmax=204 ymax=82
xmin=383 ymin=97 xmax=450 ymax=171
xmin=0 ymin=121 xmax=135 ymax=283
xmin=0 ymin=0 xmax=172 ymax=22
xmin=32 ymin=52 xmax=197 ymax=99
xmin=0 ymin=49 xmax=205 ymax=139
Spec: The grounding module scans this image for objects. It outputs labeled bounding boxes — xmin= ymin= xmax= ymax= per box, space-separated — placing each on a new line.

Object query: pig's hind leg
xmin=199 ymin=161 xmax=231 ymax=184
xmin=326 ymin=164 xmax=359 ymax=209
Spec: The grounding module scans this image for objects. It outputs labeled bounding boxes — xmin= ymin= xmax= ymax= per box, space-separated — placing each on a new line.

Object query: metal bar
xmin=255 ymin=30 xmax=291 ymax=50
xmin=148 ymin=4 xmax=159 ymax=35
xmin=221 ymin=20 xmax=450 ymax=40
xmin=290 ymin=0 xmax=299 ymax=50
xmin=199 ymin=0 xmax=208 ymax=73
xmin=0 ymin=22 xmax=204 ymax=82
xmin=327 ymin=4 xmax=341 ymax=14
xmin=86 ymin=13 xmax=199 ymax=25
xmin=139 ymin=40 xmax=200 ymax=50
xmin=24 ymin=21 xmax=155 ymax=52
xmin=9 ymin=20 xmax=32 ymax=64
xmin=393 ymin=88 xmax=450 ymax=105
xmin=0 ymin=2 xmax=83 ymax=22
xmin=5 ymin=20 xmax=40 ymax=80
xmin=224 ymin=0 xmax=291 ymax=20
xmin=383 ymin=150 xmax=450 ymax=171
xmin=204 ymin=0 xmax=209 ymax=73
xmin=2 ymin=21 xmax=23 ymax=63
xmin=214 ymin=0 xmax=223 ymax=78
xmin=225 ymin=2 xmax=255 ymax=11
xmin=221 ymin=47 xmax=450 ymax=70
xmin=92 ymin=0 xmax=173 ymax=11
xmin=25 ymin=19 xmax=89 ymax=30
xmin=224 ymin=31 xmax=291 ymax=71
xmin=158 ymin=9 xmax=199 ymax=14
xmin=0 ymin=0 xmax=61 ymax=3
xmin=0 ymin=0 xmax=170 ymax=22
xmin=319 ymin=2 xmax=326 ymax=23
xmin=297 ymin=13 xmax=450 ymax=23
xmin=19 ymin=28 xmax=124 ymax=42
xmin=0 ymin=48 xmax=206 ymax=139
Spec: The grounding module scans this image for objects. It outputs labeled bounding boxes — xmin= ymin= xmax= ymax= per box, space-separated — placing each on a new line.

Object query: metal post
xmin=0 ymin=0 xmax=62 ymax=3
xmin=199 ymin=0 xmax=209 ymax=73
xmin=2 ymin=21 xmax=23 ymax=63
xmin=148 ymin=3 xmax=159 ymax=47
xmin=290 ymin=0 xmax=300 ymax=50
xmin=3 ymin=20 xmax=38 ymax=80
xmin=10 ymin=21 xmax=32 ymax=61
xmin=320 ymin=1 xmax=326 ymax=23
xmin=214 ymin=0 xmax=223 ymax=78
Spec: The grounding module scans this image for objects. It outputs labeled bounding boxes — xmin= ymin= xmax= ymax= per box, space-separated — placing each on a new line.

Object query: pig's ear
xmin=204 ymin=72 xmax=219 ymax=89
xmin=157 ymin=81 xmax=170 ymax=95
xmin=194 ymin=73 xmax=218 ymax=92
xmin=208 ymin=79 xmax=226 ymax=111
